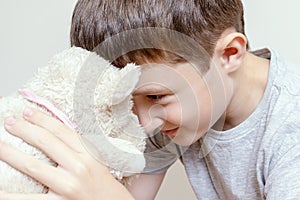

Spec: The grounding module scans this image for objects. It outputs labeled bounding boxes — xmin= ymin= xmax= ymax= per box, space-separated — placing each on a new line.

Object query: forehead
xmin=133 ymin=62 xmax=203 ymax=94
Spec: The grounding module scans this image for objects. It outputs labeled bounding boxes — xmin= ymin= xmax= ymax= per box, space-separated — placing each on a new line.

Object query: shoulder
xmin=259 ymin=49 xmax=300 ymax=169
xmin=264 ymin=49 xmax=300 ymax=126
xmin=270 ymin=49 xmax=300 ymax=97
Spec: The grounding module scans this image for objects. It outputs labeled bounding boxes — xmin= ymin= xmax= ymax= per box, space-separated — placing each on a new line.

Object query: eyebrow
xmin=133 ymin=85 xmax=172 ymax=95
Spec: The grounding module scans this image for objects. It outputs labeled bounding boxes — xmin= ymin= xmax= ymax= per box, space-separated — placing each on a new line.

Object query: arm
xmin=0 ymin=108 xmax=134 ymax=199
xmin=127 ymin=173 xmax=166 ymax=200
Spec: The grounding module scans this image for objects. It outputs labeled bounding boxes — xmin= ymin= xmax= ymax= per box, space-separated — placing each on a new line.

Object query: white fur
xmin=0 ymin=47 xmax=146 ymax=193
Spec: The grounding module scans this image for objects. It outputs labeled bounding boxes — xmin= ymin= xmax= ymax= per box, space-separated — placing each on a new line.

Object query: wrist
xmin=103 ymin=174 xmax=134 ymax=199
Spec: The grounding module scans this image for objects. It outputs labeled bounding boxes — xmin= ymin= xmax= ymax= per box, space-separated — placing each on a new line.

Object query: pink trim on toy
xmin=18 ymin=89 xmax=77 ymax=130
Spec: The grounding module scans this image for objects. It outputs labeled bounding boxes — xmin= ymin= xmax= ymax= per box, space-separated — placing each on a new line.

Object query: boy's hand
xmin=0 ymin=108 xmax=133 ymax=200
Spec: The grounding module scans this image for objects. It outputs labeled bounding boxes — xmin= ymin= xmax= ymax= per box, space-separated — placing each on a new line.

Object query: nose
xmin=133 ymin=103 xmax=165 ymax=135
xmin=143 ymin=118 xmax=164 ymax=135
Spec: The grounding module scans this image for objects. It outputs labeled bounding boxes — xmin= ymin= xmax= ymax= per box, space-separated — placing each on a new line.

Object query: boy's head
xmin=70 ymin=0 xmax=250 ymax=147
xmin=70 ymin=0 xmax=246 ymax=72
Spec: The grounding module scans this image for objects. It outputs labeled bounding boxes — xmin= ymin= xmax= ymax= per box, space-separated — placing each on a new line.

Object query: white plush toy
xmin=0 ymin=47 xmax=146 ymax=193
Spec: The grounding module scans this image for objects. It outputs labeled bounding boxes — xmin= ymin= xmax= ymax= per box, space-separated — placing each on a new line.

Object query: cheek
xmin=163 ymin=96 xmax=212 ymax=132
xmin=163 ymin=103 xmax=181 ymax=125
xmin=170 ymin=94 xmax=213 ymax=146
xmin=184 ymin=98 xmax=212 ymax=131
xmin=178 ymin=85 xmax=213 ymax=132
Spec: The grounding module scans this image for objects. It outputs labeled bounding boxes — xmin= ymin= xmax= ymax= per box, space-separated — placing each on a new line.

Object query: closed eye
xmin=146 ymin=95 xmax=165 ymax=100
xmin=146 ymin=94 xmax=169 ymax=103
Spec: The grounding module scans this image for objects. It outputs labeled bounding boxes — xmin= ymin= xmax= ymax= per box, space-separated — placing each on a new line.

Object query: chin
xmin=171 ymin=129 xmax=203 ymax=147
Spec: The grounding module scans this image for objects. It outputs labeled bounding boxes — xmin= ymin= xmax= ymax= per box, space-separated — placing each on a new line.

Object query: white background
xmin=0 ymin=1 xmax=299 ymax=199
xmin=0 ymin=0 xmax=76 ymax=96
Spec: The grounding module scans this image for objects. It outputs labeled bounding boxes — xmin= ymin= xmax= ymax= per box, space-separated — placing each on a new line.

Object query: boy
xmin=1 ymin=0 xmax=300 ymax=199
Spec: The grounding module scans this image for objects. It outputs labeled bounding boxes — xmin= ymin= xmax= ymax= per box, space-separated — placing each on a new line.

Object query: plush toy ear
xmin=112 ymin=64 xmax=140 ymax=105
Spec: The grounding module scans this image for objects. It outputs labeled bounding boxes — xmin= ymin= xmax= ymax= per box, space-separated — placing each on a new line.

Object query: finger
xmin=4 ymin=117 xmax=82 ymax=169
xmin=22 ymin=107 xmax=84 ymax=152
xmin=0 ymin=140 xmax=69 ymax=196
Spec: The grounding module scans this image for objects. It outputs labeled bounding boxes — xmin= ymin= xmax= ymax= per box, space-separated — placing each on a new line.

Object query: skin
xmin=0 ymin=28 xmax=270 ymax=199
xmin=0 ymin=110 xmax=134 ymax=200
xmin=132 ymin=28 xmax=269 ymax=145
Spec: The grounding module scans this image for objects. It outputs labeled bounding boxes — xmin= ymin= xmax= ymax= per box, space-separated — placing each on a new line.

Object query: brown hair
xmin=70 ymin=0 xmax=246 ymax=71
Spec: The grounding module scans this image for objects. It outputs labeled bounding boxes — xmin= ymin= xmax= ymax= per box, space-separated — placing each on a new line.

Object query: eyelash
xmin=146 ymin=95 xmax=166 ymax=102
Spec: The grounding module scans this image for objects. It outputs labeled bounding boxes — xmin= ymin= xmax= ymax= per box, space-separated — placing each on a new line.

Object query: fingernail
xmin=4 ymin=117 xmax=16 ymax=126
xmin=23 ymin=107 xmax=33 ymax=117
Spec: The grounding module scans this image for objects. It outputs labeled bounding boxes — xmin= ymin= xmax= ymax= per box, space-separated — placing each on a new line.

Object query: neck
xmin=223 ymin=52 xmax=270 ymax=130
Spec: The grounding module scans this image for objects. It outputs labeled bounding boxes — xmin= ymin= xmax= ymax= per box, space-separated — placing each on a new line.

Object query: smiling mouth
xmin=161 ymin=128 xmax=179 ymax=136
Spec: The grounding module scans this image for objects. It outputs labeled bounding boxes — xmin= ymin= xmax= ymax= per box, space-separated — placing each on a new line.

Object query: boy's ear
xmin=214 ymin=31 xmax=247 ymax=73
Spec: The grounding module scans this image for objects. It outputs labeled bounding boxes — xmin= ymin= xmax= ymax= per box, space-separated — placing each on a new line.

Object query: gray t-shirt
xmin=144 ymin=49 xmax=300 ymax=199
